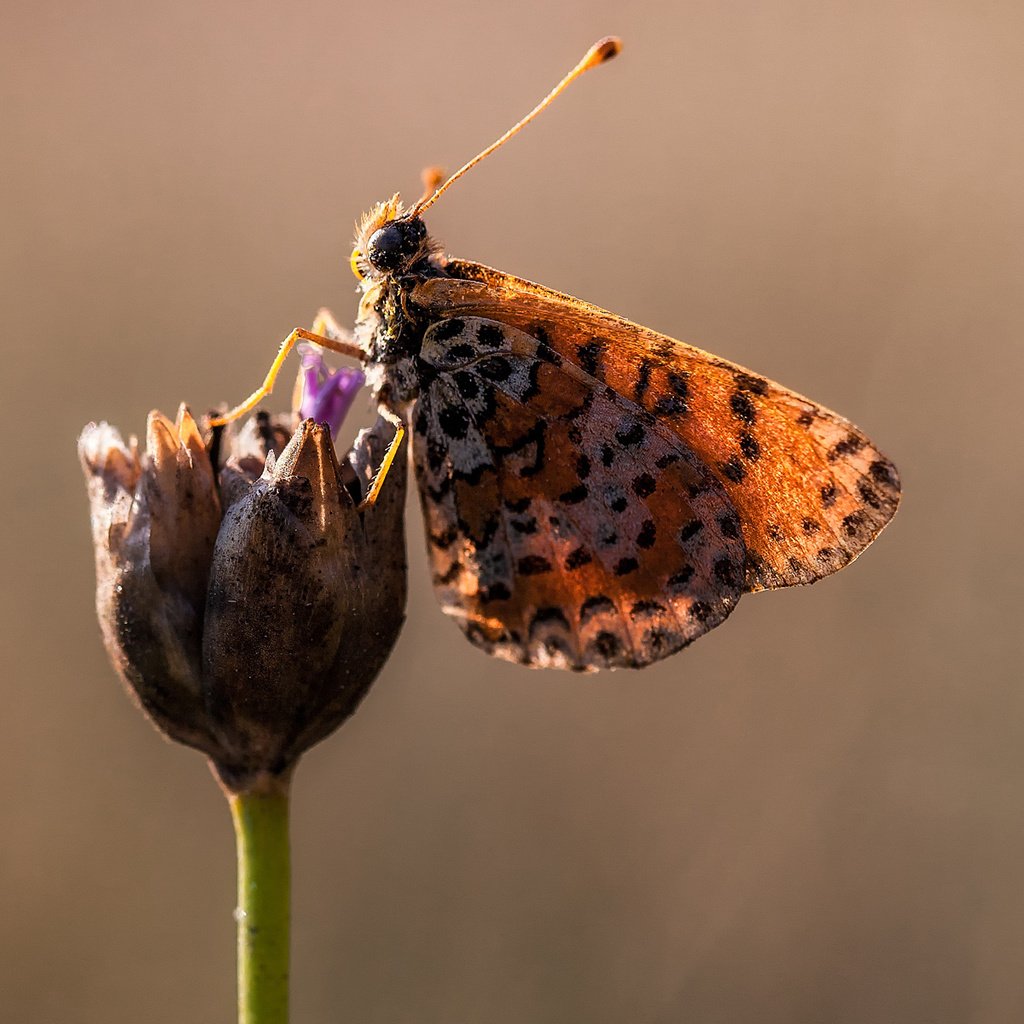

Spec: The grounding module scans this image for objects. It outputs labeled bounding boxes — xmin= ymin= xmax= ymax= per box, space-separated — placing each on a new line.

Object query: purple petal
xmin=297 ymin=344 xmax=365 ymax=437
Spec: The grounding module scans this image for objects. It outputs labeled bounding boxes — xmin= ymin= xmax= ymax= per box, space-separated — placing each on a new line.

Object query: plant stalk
xmin=230 ymin=780 xmax=291 ymax=1024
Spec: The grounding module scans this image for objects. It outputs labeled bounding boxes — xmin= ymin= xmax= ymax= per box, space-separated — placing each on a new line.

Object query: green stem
xmin=230 ymin=780 xmax=291 ymax=1024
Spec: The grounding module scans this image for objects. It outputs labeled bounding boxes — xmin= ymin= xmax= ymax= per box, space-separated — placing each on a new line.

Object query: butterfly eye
xmin=366 ymin=217 xmax=427 ymax=273
xmin=350 ymin=247 xmax=365 ymax=280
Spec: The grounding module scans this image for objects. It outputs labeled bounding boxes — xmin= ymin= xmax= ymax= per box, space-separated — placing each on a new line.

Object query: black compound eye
xmin=366 ymin=217 xmax=427 ymax=272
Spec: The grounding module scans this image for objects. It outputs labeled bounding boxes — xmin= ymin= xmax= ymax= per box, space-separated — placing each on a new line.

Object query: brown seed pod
xmin=80 ymin=406 xmax=407 ymax=793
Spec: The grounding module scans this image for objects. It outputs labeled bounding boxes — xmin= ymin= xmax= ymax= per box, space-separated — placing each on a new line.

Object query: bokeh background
xmin=4 ymin=1 xmax=1023 ymax=1021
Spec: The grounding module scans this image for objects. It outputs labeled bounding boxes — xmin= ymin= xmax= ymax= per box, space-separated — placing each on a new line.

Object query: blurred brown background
xmin=3 ymin=1 xmax=1023 ymax=1021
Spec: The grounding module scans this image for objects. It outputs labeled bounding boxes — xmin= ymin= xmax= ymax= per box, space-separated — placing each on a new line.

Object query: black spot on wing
xmin=651 ymin=371 xmax=690 ymax=418
xmin=714 ymin=558 xmax=738 ymax=586
xmin=615 ymin=420 xmax=646 ymax=447
xmin=739 ymin=432 xmax=761 ymax=461
xmin=517 ymin=555 xmax=552 ymax=576
xmin=632 ymin=473 xmax=657 ymax=497
xmin=718 ymin=457 xmax=746 ymax=483
xmin=633 ymin=360 xmax=654 ymax=404
xmin=438 ymin=404 xmax=470 ymax=440
xmin=453 ymin=371 xmax=479 ymax=400
xmin=641 ymin=628 xmax=675 ymax=660
xmin=829 ymin=433 xmax=866 ymax=460
xmin=433 ymin=318 xmax=465 ymax=342
xmin=564 ymin=546 xmax=593 ymax=570
xmin=842 ymin=511 xmax=866 ymax=536
xmin=530 ymin=607 xmax=570 ymax=632
xmin=733 ymin=372 xmax=768 ymax=395
xmin=477 ymin=322 xmax=504 ymax=348
xmin=858 ymin=483 xmax=882 ymax=509
xmin=520 ymin=359 xmax=541 ymax=401
xmin=679 ymin=520 xmax=704 ymax=542
xmin=730 ymin=392 xmax=757 ymax=424
xmin=637 ymin=519 xmax=657 ymax=548
xmin=606 ymin=488 xmax=628 ymax=513
xmin=446 ymin=342 xmax=477 ymax=361
xmin=719 ymin=513 xmax=741 ymax=539
xmin=576 ymin=340 xmax=603 ymax=378
xmin=593 ymin=631 xmax=621 ymax=659
xmin=478 ymin=356 xmax=513 ymax=382
xmin=558 ymin=483 xmax=589 ymax=505
xmin=870 ymin=459 xmax=899 ymax=487
xmin=666 ymin=566 xmax=694 ymax=592
xmin=480 ymin=582 xmax=512 ymax=603
xmin=630 ymin=600 xmax=666 ymax=619
xmin=668 ymin=372 xmax=690 ymax=400
xmin=580 ymin=594 xmax=615 ymax=623
xmin=653 ymin=394 xmax=687 ymax=416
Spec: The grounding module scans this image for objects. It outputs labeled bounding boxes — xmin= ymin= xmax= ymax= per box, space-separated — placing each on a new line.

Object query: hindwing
xmin=411 ymin=316 xmax=746 ymax=670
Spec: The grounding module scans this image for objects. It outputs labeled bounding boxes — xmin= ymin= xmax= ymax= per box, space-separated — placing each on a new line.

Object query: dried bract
xmin=80 ymin=407 xmax=222 ymax=757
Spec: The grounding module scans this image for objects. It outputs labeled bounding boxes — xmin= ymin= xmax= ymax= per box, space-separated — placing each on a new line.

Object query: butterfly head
xmin=350 ymin=194 xmax=439 ymax=284
xmin=350 ymin=37 xmax=621 ymax=287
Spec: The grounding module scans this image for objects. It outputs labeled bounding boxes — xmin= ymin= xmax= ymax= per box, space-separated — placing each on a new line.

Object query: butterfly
xmin=212 ymin=37 xmax=900 ymax=671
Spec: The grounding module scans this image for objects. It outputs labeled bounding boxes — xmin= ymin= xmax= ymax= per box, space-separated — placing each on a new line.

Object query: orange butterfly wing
xmin=413 ymin=260 xmax=900 ymax=592
xmin=412 ymin=316 xmax=745 ymax=669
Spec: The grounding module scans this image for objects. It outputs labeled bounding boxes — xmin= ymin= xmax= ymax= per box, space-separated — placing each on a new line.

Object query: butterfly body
xmin=348 ymin=199 xmax=901 ymax=670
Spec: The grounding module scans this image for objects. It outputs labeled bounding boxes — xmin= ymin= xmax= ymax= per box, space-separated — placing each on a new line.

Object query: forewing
xmin=414 ymin=263 xmax=900 ymax=591
xmin=412 ymin=317 xmax=746 ymax=670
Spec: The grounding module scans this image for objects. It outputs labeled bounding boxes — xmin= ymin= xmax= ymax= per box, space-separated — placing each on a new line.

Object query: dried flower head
xmin=80 ymin=356 xmax=407 ymax=793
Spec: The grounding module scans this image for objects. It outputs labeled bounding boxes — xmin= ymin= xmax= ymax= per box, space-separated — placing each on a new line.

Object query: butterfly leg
xmin=209 ymin=326 xmax=363 ymax=427
xmin=360 ymin=405 xmax=406 ymax=508
xmin=289 ymin=308 xmax=356 ymax=408
xmin=310 ymin=307 xmax=352 ymax=344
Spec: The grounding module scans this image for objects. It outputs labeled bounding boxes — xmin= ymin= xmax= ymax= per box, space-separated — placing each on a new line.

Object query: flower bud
xmin=80 ymin=376 xmax=407 ymax=792
xmin=203 ymin=418 xmax=407 ymax=789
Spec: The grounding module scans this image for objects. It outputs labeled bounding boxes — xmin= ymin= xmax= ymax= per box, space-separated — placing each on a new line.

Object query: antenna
xmin=408 ymin=36 xmax=621 ymax=218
